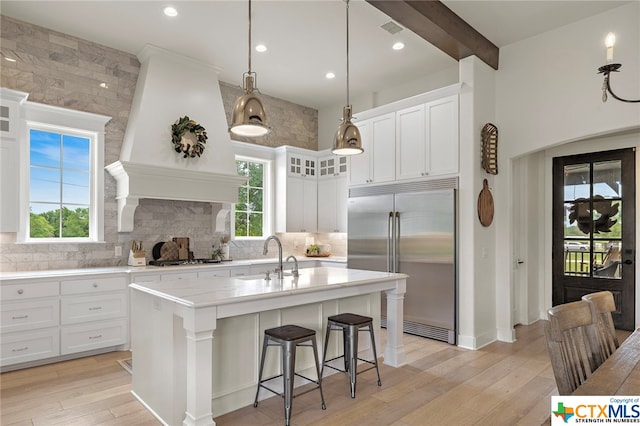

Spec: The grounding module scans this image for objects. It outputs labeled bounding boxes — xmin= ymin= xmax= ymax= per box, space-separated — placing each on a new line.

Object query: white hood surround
xmin=106 ymin=45 xmax=246 ymax=232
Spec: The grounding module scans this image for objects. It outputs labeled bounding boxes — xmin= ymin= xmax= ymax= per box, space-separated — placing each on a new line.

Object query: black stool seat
xmin=254 ymin=324 xmax=326 ymax=426
xmin=265 ymin=324 xmax=315 ymax=341
xmin=328 ymin=313 xmax=372 ymax=326
xmin=322 ymin=313 xmax=382 ymax=398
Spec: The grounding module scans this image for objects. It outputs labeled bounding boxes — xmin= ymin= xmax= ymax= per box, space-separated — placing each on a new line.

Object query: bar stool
xmin=253 ymin=324 xmax=326 ymax=426
xmin=321 ymin=313 xmax=382 ymax=398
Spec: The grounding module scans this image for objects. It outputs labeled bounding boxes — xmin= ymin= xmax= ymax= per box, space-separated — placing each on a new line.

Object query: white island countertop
xmin=130 ymin=266 xmax=406 ymax=309
xmin=129 ymin=266 xmax=407 ymax=426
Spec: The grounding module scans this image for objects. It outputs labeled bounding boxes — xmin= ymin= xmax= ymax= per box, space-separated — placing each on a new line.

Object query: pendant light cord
xmin=346 ymin=0 xmax=350 ymax=106
xmin=248 ymin=0 xmax=252 ymax=74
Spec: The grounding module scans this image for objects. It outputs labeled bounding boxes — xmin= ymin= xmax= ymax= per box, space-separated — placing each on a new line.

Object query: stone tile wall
xmin=0 ymin=16 xmax=343 ymax=273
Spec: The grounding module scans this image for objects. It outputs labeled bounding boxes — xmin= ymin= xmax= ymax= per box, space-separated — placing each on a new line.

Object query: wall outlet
xmin=114 ymin=246 xmax=122 ymax=257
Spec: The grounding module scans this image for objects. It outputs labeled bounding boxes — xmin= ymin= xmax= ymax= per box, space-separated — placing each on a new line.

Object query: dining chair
xmin=544 ymin=300 xmax=604 ymax=395
xmin=582 ymin=291 xmax=620 ymax=360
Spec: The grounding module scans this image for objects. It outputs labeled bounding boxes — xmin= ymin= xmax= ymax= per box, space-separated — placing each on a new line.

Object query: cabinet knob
xmin=17 ymin=289 xmax=24 ymax=295
xmin=93 ymin=283 xmax=98 ymax=288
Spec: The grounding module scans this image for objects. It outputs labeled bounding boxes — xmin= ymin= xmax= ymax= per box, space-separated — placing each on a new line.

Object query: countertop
xmin=130 ymin=266 xmax=406 ymax=308
xmin=0 ymin=257 xmax=347 ymax=280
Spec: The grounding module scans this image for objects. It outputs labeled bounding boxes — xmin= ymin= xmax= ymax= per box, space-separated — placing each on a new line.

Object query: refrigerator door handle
xmin=394 ymin=212 xmax=400 ymax=273
xmin=387 ymin=212 xmax=393 ymax=272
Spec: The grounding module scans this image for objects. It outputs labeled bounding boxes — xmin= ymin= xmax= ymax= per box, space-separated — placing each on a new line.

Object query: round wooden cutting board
xmin=477 ymin=179 xmax=494 ymax=227
xmin=159 ymin=240 xmax=179 ymax=261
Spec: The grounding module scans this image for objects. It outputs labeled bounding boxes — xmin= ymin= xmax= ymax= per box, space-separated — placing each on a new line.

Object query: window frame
xmin=18 ymin=101 xmax=110 ymax=243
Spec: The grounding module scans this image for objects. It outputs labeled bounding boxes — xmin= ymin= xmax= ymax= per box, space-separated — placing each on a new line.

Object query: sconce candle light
xmin=597 ymin=32 xmax=640 ymax=103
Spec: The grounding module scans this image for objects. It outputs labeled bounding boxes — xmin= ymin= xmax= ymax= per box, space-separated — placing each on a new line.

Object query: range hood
xmin=106 ymin=45 xmax=246 ymax=232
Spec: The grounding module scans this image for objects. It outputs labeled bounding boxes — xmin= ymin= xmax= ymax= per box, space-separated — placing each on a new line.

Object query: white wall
xmin=457 ymin=56 xmax=498 ymax=349
xmin=317 ymin=65 xmax=459 ymax=150
xmin=494 ymin=2 xmax=640 ymax=338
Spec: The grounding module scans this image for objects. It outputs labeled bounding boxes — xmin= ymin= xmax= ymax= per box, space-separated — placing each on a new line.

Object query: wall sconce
xmin=597 ymin=32 xmax=640 ymax=103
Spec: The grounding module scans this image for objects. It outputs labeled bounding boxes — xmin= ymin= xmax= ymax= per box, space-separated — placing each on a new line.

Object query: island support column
xmin=178 ymin=305 xmax=218 ymax=426
xmin=384 ymin=278 xmax=407 ymax=367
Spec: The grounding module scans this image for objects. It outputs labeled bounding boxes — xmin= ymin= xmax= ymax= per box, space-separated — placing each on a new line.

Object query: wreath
xmin=171 ymin=116 xmax=207 ymax=158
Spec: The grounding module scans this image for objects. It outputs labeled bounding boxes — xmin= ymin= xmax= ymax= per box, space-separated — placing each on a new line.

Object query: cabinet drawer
xmin=61 ymin=318 xmax=127 ymax=355
xmin=61 ymin=276 xmax=127 ymax=295
xmin=1 ymin=298 xmax=60 ymax=333
xmin=1 ymin=327 xmax=60 ymax=367
xmin=198 ymin=269 xmax=230 ymax=278
xmin=161 ymin=272 xmax=198 ymax=281
xmin=61 ymin=293 xmax=127 ymax=324
xmin=131 ymin=274 xmax=161 ymax=283
xmin=1 ymin=281 xmax=59 ymax=301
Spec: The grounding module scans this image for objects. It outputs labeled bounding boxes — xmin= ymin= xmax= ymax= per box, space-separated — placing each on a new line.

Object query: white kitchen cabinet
xmin=317 ymin=175 xmax=348 ymax=233
xmin=318 ymin=155 xmax=347 ymax=178
xmin=0 ymin=278 xmax=61 ymax=368
xmin=60 ymin=318 xmax=127 ymax=355
xmin=0 ymin=90 xmax=28 ymax=232
xmin=286 ymin=152 xmax=316 ymax=178
xmin=395 ymin=95 xmax=458 ymax=180
xmin=284 ymin=177 xmax=317 ymax=232
xmin=60 ymin=274 xmax=128 ymax=356
xmin=276 ymin=147 xmax=318 ymax=233
xmin=61 ymin=293 xmax=128 ymax=324
xmin=425 ymin=95 xmax=458 ymax=176
xmin=1 ymin=299 xmax=59 ymax=334
xmin=349 ymin=112 xmax=395 ymax=186
xmin=198 ymin=268 xmax=231 ymax=278
xmin=395 ymin=104 xmax=427 ymax=180
xmin=1 ymin=327 xmax=60 ymax=366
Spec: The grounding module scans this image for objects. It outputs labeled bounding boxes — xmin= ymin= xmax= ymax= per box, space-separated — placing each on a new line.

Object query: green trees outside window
xmin=235 ymin=160 xmax=264 ymax=237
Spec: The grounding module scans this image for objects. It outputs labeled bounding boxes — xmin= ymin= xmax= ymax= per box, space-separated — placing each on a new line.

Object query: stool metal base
xmin=321 ymin=313 xmax=382 ymax=398
xmin=254 ymin=325 xmax=326 ymax=426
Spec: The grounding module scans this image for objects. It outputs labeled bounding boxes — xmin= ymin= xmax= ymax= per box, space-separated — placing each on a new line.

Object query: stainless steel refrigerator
xmin=347 ymin=182 xmax=456 ymax=344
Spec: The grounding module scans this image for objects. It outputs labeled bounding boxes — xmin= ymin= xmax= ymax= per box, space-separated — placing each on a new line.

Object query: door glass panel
xmin=593 ymin=160 xmax=621 ymax=198
xmin=565 ymin=201 xmax=591 ymax=237
xmin=564 ymin=239 xmax=591 ymax=276
xmin=593 ymin=240 xmax=621 ymax=279
xmin=563 ymin=163 xmax=590 ymax=201
xmin=593 ymin=199 xmax=621 ymax=236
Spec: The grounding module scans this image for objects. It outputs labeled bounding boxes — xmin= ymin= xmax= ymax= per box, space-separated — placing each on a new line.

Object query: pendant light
xmin=332 ymin=0 xmax=363 ymax=156
xmin=230 ymin=0 xmax=270 ymax=137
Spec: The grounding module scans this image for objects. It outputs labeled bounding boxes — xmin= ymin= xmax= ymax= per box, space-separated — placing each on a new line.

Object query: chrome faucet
xmin=263 ymin=235 xmax=283 ymax=279
xmin=286 ymin=255 xmax=299 ymax=277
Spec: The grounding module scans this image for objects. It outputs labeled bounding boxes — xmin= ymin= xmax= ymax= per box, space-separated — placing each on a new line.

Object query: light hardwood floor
xmin=1 ymin=321 xmax=626 ymax=426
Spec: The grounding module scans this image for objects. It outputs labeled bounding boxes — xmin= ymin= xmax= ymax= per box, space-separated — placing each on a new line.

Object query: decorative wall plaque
xmin=481 ymin=123 xmax=498 ymax=175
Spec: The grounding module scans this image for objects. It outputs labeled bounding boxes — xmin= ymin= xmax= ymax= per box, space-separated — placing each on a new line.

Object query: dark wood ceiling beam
xmin=366 ymin=0 xmax=499 ymax=70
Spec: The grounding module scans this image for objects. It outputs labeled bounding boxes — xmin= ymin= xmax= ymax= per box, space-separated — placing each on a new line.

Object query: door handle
xmin=623 ymin=259 xmax=633 ymax=265
xmin=387 ymin=212 xmax=393 ymax=273
xmin=394 ymin=212 xmax=400 ymax=273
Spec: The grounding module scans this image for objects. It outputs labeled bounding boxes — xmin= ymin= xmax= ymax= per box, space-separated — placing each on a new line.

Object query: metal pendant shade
xmin=229 ymin=0 xmax=270 ymax=137
xmin=230 ymin=75 xmax=269 ymax=136
xmin=333 ymin=105 xmax=362 ymax=155
xmin=332 ymin=0 xmax=363 ymax=155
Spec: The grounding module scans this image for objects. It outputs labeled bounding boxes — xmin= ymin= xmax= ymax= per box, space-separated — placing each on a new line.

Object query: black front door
xmin=552 ymin=148 xmax=636 ymax=330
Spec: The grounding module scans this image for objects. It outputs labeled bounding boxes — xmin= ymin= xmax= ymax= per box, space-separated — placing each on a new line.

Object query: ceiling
xmin=0 ymin=1 xmax=629 ymax=110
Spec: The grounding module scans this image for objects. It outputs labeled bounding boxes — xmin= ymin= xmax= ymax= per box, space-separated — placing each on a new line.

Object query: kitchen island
xmin=129 ymin=266 xmax=407 ymax=426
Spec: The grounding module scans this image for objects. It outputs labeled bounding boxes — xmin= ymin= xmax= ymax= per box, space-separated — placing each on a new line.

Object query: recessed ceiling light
xmin=392 ymin=42 xmax=405 ymax=51
xmin=255 ymin=44 xmax=267 ymax=53
xmin=326 ymin=72 xmax=335 ymax=79
xmin=163 ymin=6 xmax=178 ymax=17
xmin=99 ymin=82 xmax=109 ymax=89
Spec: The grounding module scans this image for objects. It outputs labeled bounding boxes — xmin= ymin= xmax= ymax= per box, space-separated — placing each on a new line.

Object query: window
xmin=19 ymin=101 xmax=110 ymax=243
xmin=29 ymin=129 xmax=91 ymax=238
xmin=235 ymin=158 xmax=267 ymax=238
